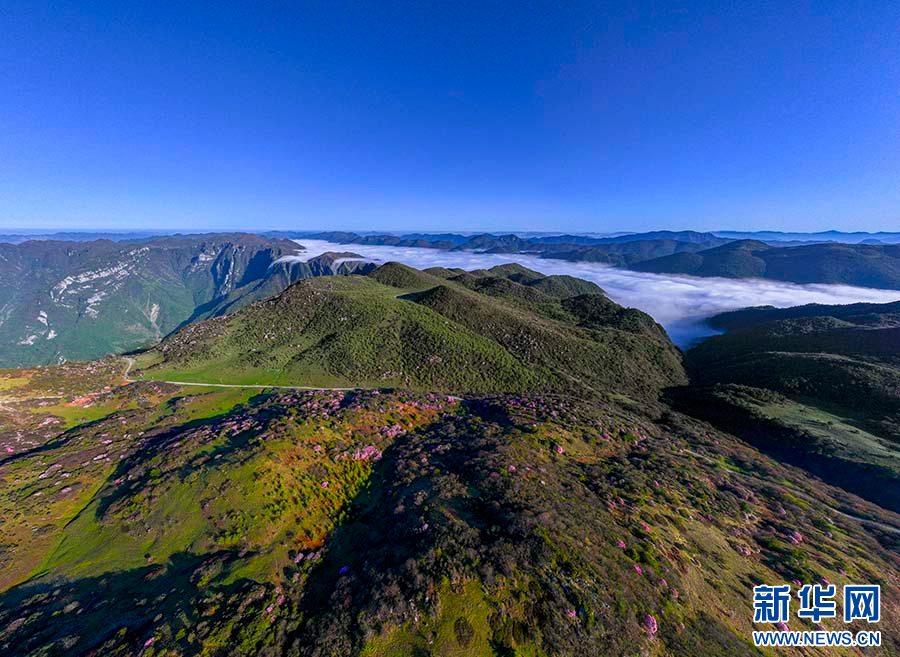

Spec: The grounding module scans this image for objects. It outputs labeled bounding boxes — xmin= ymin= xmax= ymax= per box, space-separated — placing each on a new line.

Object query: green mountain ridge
xmin=636 ymin=240 xmax=900 ymax=288
xmin=136 ymin=263 xmax=685 ymax=399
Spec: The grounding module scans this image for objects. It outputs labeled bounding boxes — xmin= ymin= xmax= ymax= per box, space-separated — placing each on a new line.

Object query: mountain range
xmin=7 ymin=229 xmax=900 ymax=372
xmin=0 ymin=235 xmax=370 ymax=367
xmin=634 ymin=240 xmax=900 ymax=288
xmin=289 ymin=230 xmax=900 ymax=289
xmin=135 ymin=262 xmax=684 ymax=398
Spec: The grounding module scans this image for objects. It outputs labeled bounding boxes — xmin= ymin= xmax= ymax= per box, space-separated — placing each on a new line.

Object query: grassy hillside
xmin=681 ymin=301 xmax=900 ymax=512
xmin=2 ymin=362 xmax=899 ymax=656
xmin=633 ymin=240 xmax=771 ymax=278
xmin=134 ymin=264 xmax=685 ymax=399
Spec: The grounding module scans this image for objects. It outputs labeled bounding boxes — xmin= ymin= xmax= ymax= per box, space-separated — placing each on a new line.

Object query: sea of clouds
xmin=279 ymin=239 xmax=900 ymax=347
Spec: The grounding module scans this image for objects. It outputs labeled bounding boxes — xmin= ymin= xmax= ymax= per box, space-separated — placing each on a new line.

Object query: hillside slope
xmin=0 ymin=235 xmax=298 ymax=366
xmin=134 ymin=263 xmax=685 ymax=399
xmin=1 ymin=362 xmax=898 ymax=656
xmin=681 ymin=301 xmax=900 ymax=512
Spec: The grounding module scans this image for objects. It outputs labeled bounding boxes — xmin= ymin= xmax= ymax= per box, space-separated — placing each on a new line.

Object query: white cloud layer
xmin=289 ymin=240 xmax=900 ymax=347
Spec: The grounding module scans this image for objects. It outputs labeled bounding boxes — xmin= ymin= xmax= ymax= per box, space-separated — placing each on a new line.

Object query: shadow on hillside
xmin=0 ymin=406 xmax=148 ymax=468
xmin=283 ymin=402 xmax=507 ymax=656
xmin=666 ymin=385 xmax=900 ymax=514
xmin=94 ymin=391 xmax=273 ymax=517
xmin=0 ymin=549 xmax=263 ymax=657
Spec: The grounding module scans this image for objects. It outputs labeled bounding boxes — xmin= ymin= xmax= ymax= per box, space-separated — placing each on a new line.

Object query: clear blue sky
xmin=1 ymin=1 xmax=898 ymax=233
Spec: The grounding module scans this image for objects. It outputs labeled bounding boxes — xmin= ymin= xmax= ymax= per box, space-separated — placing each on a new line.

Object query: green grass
xmin=758 ymin=398 xmax=900 ymax=471
xmin=0 ymin=375 xmax=29 ymax=393
xmin=3 ymin=379 xmax=900 ymax=656
xmin=34 ymin=400 xmax=137 ymax=428
xmin=138 ymin=267 xmax=685 ymax=399
xmin=361 ymin=581 xmax=497 ymax=657
xmin=140 ymin=276 xmax=545 ymax=393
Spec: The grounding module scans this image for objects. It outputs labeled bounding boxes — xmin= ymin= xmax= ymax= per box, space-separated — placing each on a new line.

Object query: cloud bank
xmin=289 ymin=240 xmax=900 ymax=347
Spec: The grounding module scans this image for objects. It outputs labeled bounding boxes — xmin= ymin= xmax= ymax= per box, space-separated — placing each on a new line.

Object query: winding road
xmin=121 ymin=356 xmax=358 ymax=392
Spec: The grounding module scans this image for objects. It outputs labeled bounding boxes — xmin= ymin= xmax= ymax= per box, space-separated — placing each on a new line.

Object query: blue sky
xmin=1 ymin=1 xmax=898 ymax=233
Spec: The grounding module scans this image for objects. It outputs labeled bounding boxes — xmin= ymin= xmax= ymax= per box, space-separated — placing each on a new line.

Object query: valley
xmin=0 ymin=236 xmax=371 ymax=368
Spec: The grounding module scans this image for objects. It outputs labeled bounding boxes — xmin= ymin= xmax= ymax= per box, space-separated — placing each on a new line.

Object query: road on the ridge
xmin=121 ymin=356 xmax=358 ymax=392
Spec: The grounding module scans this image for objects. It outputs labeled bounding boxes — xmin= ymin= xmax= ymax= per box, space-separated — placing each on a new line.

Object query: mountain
xmin=2 ymin=311 xmax=899 ymax=656
xmin=533 ymin=230 xmax=732 ymax=246
xmin=287 ymin=231 xmax=731 ymax=268
xmin=134 ymin=263 xmax=685 ymax=399
xmin=18 ymin=230 xmax=900 ymax=293
xmin=633 ymin=240 xmax=772 ymax=278
xmin=0 ymin=235 xmax=364 ymax=368
xmin=636 ymin=240 xmax=900 ymax=288
xmin=182 ymin=252 xmax=375 ymax=325
xmin=0 ymin=231 xmax=191 ymax=245
xmin=535 ymin=239 xmax=720 ymax=266
xmin=714 ymin=230 xmax=900 ymax=244
xmin=292 ymin=230 xmax=730 ymax=249
xmin=292 ymin=230 xmax=726 ymax=254
xmin=679 ymin=300 xmax=900 ymax=512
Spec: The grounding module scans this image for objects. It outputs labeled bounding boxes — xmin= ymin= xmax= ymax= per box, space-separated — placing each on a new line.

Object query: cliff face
xmin=0 ymin=234 xmax=303 ymax=366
